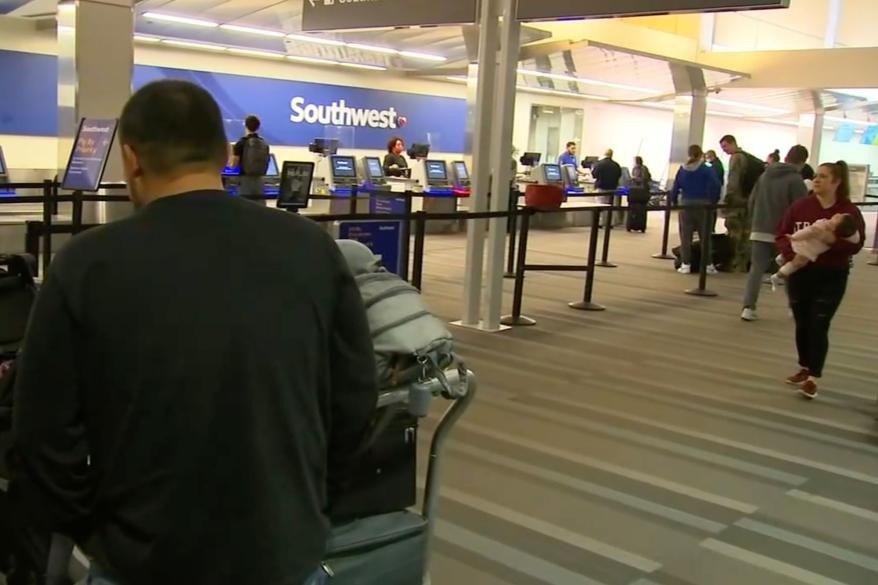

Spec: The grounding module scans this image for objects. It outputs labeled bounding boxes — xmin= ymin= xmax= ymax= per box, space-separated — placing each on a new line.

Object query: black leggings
xmin=787 ymin=267 xmax=848 ymax=378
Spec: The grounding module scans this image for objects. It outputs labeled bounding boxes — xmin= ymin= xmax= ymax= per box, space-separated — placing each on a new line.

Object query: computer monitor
xmin=452 ymin=161 xmax=469 ymax=182
xmin=0 ymin=145 xmax=7 ymax=179
xmin=581 ymin=156 xmax=599 ymax=169
xmin=363 ymin=156 xmax=385 ymax=182
xmin=61 ymin=118 xmax=118 ymax=191
xmin=542 ymin=163 xmax=562 ymax=184
xmin=563 ymin=164 xmax=578 ymax=187
xmin=309 ymin=138 xmax=340 ymax=155
xmin=425 ymin=159 xmax=448 ymax=183
xmin=266 ymin=153 xmax=279 ymax=177
xmin=520 ymin=152 xmax=541 ymax=167
xmin=330 ymin=155 xmax=357 ymax=181
xmin=277 ymin=161 xmax=314 ymax=210
xmin=407 ymin=143 xmax=430 ymax=159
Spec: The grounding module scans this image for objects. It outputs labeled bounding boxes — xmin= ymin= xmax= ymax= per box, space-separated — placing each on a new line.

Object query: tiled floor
xmin=416 ymin=222 xmax=878 ymax=585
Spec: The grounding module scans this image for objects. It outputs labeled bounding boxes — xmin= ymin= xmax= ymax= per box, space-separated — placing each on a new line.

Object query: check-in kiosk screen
xmin=564 ymin=165 xmax=577 ymax=185
xmin=331 ymin=156 xmax=357 ymax=179
xmin=544 ymin=164 xmax=562 ymax=183
xmin=0 ymin=146 xmax=7 ymax=177
xmin=365 ymin=157 xmax=384 ymax=180
xmin=278 ymin=161 xmax=314 ymax=209
xmin=453 ymin=161 xmax=469 ymax=181
xmin=426 ymin=160 xmax=448 ymax=181
xmin=266 ymin=154 xmax=279 ymax=177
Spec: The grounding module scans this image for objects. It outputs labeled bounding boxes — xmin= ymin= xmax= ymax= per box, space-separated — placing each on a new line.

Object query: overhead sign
xmin=302 ymin=0 xmax=477 ymax=32
xmin=61 ymin=118 xmax=118 ymax=192
xmin=290 ymin=97 xmax=400 ymax=129
xmin=517 ymin=0 xmax=790 ymax=21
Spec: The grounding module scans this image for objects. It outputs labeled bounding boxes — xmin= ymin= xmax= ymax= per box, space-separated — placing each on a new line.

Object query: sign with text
xmin=517 ymin=0 xmax=789 ymax=21
xmin=302 ymin=0 xmax=477 ymax=31
xmin=338 ymin=220 xmax=403 ymax=275
xmin=61 ymin=118 xmax=118 ymax=192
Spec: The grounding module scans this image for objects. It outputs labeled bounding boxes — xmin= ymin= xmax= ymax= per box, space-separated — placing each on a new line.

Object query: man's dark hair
xmin=245 ymin=115 xmax=261 ymax=133
xmin=566 ymin=141 xmax=576 ymax=149
xmin=786 ymin=144 xmax=809 ymax=166
xmin=719 ymin=134 xmax=737 ymax=145
xmin=835 ymin=214 xmax=857 ymax=239
xmin=120 ymin=80 xmax=228 ymax=175
xmin=801 ymin=163 xmax=815 ymax=180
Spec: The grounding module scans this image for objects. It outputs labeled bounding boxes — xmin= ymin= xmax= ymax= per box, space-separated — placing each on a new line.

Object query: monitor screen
xmin=0 ymin=145 xmax=7 ymax=177
xmin=407 ymin=143 xmax=431 ymax=159
xmin=543 ymin=164 xmax=562 ymax=183
xmin=266 ymin=154 xmax=279 ymax=177
xmin=564 ymin=164 xmax=577 ymax=185
xmin=365 ymin=156 xmax=384 ymax=180
xmin=861 ymin=125 xmax=878 ymax=145
xmin=425 ymin=160 xmax=448 ymax=181
xmin=581 ymin=156 xmax=599 ymax=169
xmin=331 ymin=155 xmax=357 ymax=179
xmin=453 ymin=161 xmax=469 ymax=181
xmin=61 ymin=118 xmax=118 ymax=191
xmin=520 ymin=152 xmax=541 ymax=166
xmin=277 ymin=161 xmax=314 ymax=209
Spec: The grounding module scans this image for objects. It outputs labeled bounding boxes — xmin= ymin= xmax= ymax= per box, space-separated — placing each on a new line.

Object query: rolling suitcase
xmin=625 ymin=203 xmax=648 ymax=232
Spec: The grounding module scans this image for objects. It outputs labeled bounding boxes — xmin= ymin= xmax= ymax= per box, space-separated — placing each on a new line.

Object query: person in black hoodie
xmin=592 ymin=148 xmax=622 ymax=226
xmin=12 ymin=80 xmax=377 ymax=585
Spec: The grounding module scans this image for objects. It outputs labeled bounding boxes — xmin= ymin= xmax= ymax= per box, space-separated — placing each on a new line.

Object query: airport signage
xmin=61 ymin=118 xmax=118 ymax=192
xmin=301 ymin=0 xmax=477 ymax=31
xmin=517 ymin=0 xmax=790 ymax=21
xmin=338 ymin=220 xmax=403 ymax=275
xmin=290 ymin=97 xmax=400 ymax=129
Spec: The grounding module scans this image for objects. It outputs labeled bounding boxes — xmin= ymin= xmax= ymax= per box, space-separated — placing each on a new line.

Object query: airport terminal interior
xmin=1 ymin=0 xmax=877 ymax=584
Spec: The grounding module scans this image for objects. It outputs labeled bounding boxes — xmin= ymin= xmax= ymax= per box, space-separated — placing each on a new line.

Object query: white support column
xmin=824 ymin=0 xmax=843 ymax=48
xmin=699 ymin=13 xmax=716 ymax=52
xmin=482 ymin=0 xmax=521 ymax=331
xmin=459 ymin=0 xmax=499 ymax=328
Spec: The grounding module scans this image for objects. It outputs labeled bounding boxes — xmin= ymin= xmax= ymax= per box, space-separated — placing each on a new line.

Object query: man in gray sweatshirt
xmin=741 ymin=145 xmax=810 ymax=321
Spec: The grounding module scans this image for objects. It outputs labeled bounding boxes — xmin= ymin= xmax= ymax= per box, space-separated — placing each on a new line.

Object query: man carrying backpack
xmin=720 ymin=135 xmax=765 ymax=272
xmin=232 ymin=115 xmax=270 ymax=204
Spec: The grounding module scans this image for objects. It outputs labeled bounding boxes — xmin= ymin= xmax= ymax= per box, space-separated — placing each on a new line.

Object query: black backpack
xmin=740 ymin=151 xmax=765 ymax=197
xmin=240 ymin=135 xmax=270 ymax=176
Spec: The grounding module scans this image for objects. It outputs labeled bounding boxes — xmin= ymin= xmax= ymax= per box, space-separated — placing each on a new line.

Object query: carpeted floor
xmin=416 ymin=221 xmax=878 ymax=585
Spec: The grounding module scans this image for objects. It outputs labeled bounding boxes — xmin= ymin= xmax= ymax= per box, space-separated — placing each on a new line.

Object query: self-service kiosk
xmin=422 ymin=159 xmax=453 ymax=195
xmin=0 ymin=145 xmax=11 ymax=195
xmin=329 ymin=155 xmax=358 ymax=192
xmin=360 ymin=156 xmax=392 ymax=192
xmin=450 ymin=160 xmax=471 ymax=195
xmin=536 ymin=163 xmax=564 ymax=186
xmin=562 ymin=164 xmax=583 ymax=194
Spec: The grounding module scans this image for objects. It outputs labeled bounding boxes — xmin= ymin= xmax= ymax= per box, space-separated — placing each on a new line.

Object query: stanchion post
xmin=505 ymin=190 xmax=518 ymax=278
xmin=500 ymin=207 xmax=536 ymax=326
xmin=412 ymin=211 xmax=427 ymax=291
xmin=72 ymin=190 xmax=83 ymax=235
xmin=597 ymin=206 xmax=617 ymax=268
xmin=685 ymin=205 xmax=718 ymax=297
xmin=401 ymin=194 xmax=412 ymax=281
xmin=869 ymin=212 xmax=878 ymax=266
xmin=24 ymin=221 xmax=41 ymax=276
xmin=41 ymin=180 xmax=53 ymax=276
xmin=652 ymin=203 xmax=675 ymax=260
xmin=569 ymin=207 xmax=606 ymax=311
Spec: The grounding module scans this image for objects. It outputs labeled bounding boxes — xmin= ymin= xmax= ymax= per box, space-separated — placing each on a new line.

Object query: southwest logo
xmin=289 ymin=97 xmax=401 ymax=129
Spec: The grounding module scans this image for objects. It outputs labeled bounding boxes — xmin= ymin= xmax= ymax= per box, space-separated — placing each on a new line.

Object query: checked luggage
xmin=625 ymin=188 xmax=650 ymax=233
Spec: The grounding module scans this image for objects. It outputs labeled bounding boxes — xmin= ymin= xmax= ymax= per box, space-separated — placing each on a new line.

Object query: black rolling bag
xmin=625 ymin=188 xmax=650 ymax=232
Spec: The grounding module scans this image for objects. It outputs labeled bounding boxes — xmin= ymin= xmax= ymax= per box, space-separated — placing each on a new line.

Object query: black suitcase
xmin=626 ymin=203 xmax=648 ymax=232
xmin=672 ymin=234 xmax=734 ymax=272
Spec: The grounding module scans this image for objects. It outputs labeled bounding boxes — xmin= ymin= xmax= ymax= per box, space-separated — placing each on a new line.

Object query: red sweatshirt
xmin=776 ymin=196 xmax=866 ymax=270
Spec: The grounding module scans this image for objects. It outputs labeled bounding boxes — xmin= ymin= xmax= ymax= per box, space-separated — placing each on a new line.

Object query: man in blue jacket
xmin=670 ymin=145 xmax=722 ymax=274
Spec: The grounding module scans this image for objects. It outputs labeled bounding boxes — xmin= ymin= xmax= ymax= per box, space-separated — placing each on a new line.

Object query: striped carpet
xmin=415 ymin=221 xmax=878 ymax=585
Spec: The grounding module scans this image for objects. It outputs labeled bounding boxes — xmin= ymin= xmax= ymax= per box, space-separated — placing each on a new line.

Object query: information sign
xmin=61 ymin=118 xmax=118 ymax=192
xmin=338 ymin=220 xmax=403 ymax=275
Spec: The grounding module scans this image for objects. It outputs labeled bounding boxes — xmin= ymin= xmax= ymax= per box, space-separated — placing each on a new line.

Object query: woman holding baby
xmin=775 ymin=161 xmax=866 ymax=399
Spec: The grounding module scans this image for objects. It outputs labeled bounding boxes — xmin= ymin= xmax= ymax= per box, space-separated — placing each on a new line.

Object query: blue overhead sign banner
xmin=61 ymin=118 xmax=118 ymax=191
xmin=0 ymin=49 xmax=467 ymax=153
xmin=0 ymin=0 xmax=32 ymax=15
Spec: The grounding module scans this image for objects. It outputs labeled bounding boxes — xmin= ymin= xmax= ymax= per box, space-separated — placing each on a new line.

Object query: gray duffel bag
xmin=323 ymin=511 xmax=428 ymax=584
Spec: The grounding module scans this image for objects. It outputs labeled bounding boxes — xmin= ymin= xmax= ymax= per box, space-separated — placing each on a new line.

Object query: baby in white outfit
xmin=772 ymin=213 xmax=860 ymax=289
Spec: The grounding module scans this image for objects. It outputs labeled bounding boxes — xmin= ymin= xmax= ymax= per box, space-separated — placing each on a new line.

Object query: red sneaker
xmin=799 ymin=380 xmax=818 ymax=400
xmin=785 ymin=369 xmax=809 ymax=386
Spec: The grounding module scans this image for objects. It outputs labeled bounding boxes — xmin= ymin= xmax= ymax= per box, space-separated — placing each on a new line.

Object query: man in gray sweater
xmin=740 ymin=145 xmax=810 ymax=321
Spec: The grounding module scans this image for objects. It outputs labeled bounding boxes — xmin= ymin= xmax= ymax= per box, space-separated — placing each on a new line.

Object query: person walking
xmin=670 ymin=145 xmax=722 ymax=275
xmin=12 ymin=80 xmax=377 ymax=585
xmin=720 ymin=135 xmax=764 ymax=272
xmin=231 ymin=114 xmax=270 ymax=204
xmin=740 ymin=145 xmax=810 ymax=321
xmin=776 ymin=160 xmax=865 ymax=399
xmin=631 ymin=156 xmax=652 ymax=188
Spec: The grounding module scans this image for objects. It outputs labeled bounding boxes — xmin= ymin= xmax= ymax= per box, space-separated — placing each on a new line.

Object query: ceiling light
xmin=142 ymin=12 xmax=218 ymax=28
xmin=161 ymin=39 xmax=227 ymax=51
xmin=339 ymin=62 xmax=387 ymax=71
xmin=286 ymin=33 xmax=346 ymax=47
xmin=399 ymin=50 xmax=447 ymax=62
xmin=520 ymin=86 xmax=609 ymax=101
xmin=706 ymin=110 xmax=743 ymax=118
xmin=227 ymin=48 xmax=285 ymax=59
xmin=706 ymin=98 xmax=790 ymax=115
xmin=346 ymin=43 xmax=398 ymax=55
xmin=517 ymin=68 xmax=659 ymax=94
xmin=134 ymin=35 xmax=161 ymax=43
xmin=287 ymin=55 xmax=338 ymax=66
xmin=826 ymin=116 xmax=873 ymax=126
xmin=219 ymin=24 xmax=285 ymax=38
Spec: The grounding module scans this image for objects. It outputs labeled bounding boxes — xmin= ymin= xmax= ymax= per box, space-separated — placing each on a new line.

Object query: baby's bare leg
xmin=778 ymin=254 xmax=810 ymax=277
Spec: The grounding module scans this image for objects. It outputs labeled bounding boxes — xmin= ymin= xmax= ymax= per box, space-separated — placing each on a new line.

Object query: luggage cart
xmin=46 ymin=368 xmax=476 ymax=585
